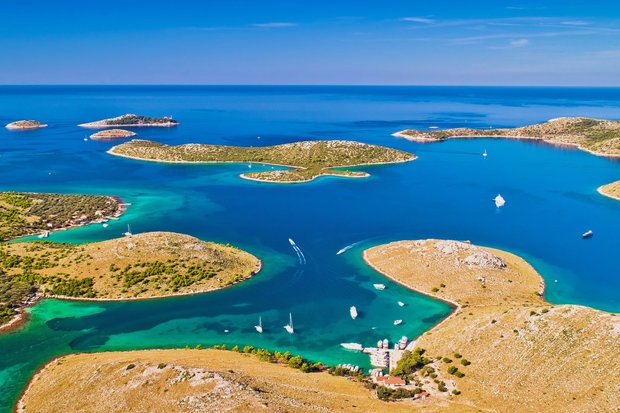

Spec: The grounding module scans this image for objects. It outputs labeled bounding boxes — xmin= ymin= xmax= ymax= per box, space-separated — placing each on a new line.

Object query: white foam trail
xmin=336 ymin=240 xmax=366 ymax=255
xmin=288 ymin=238 xmax=306 ymax=265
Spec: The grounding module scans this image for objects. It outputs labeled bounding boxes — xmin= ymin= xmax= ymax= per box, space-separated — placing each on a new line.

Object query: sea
xmin=0 ymin=86 xmax=618 ymax=411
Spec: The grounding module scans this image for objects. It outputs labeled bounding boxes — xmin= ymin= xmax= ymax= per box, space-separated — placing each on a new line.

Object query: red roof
xmin=377 ymin=376 xmax=406 ymax=386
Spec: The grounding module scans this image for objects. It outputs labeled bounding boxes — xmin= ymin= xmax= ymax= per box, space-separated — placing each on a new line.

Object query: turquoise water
xmin=0 ymin=86 xmax=619 ymax=411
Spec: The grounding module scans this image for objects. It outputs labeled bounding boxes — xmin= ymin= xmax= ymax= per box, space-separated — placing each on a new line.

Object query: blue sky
xmin=2 ymin=0 xmax=620 ymax=85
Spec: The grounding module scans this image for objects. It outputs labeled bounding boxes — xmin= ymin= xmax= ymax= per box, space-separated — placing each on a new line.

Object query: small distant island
xmin=363 ymin=239 xmax=620 ymax=412
xmin=89 ymin=129 xmax=137 ymax=141
xmin=108 ymin=139 xmax=416 ymax=183
xmin=0 ymin=192 xmax=124 ymax=241
xmin=78 ymin=114 xmax=179 ymax=128
xmin=394 ymin=117 xmax=620 ymax=158
xmin=0 ymin=231 xmax=260 ymax=332
xmin=5 ymin=120 xmax=47 ymax=130
xmin=598 ymin=180 xmax=620 ymax=201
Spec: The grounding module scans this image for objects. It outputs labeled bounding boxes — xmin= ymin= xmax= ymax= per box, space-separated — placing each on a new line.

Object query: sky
xmin=1 ymin=0 xmax=620 ymax=85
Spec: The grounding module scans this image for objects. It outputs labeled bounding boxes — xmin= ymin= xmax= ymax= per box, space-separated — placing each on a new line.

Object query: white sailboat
xmin=483 ymin=149 xmax=488 ymax=157
xmin=350 ymin=306 xmax=358 ymax=319
xmin=284 ymin=313 xmax=294 ymax=334
xmin=373 ymin=284 xmax=386 ymax=290
xmin=123 ymin=224 xmax=132 ymax=237
xmin=255 ymin=316 xmax=263 ymax=333
xmin=393 ymin=319 xmax=403 ymax=326
xmin=494 ymin=194 xmax=506 ymax=208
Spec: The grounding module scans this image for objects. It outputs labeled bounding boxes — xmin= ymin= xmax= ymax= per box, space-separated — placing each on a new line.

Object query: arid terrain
xmin=364 ymin=240 xmax=620 ymax=413
xmin=598 ymin=180 xmax=620 ymax=201
xmin=108 ymin=139 xmax=416 ymax=183
xmin=394 ymin=117 xmax=620 ymax=157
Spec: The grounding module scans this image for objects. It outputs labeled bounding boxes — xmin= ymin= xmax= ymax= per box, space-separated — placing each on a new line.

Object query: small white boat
xmin=288 ymin=238 xmax=295 ymax=246
xmin=483 ymin=149 xmax=488 ymax=157
xmin=582 ymin=230 xmax=593 ymax=239
xmin=38 ymin=231 xmax=49 ymax=239
xmin=83 ymin=138 xmax=88 ymax=142
xmin=123 ymin=224 xmax=132 ymax=237
xmin=350 ymin=306 xmax=358 ymax=319
xmin=494 ymin=194 xmax=506 ymax=208
xmin=255 ymin=316 xmax=263 ymax=333
xmin=397 ymin=301 xmax=405 ymax=307
xmin=340 ymin=343 xmax=363 ymax=351
xmin=393 ymin=319 xmax=403 ymax=326
xmin=428 ymin=126 xmax=439 ymax=129
xmin=248 ymin=164 xmax=252 ymax=169
xmin=102 ymin=223 xmax=108 ymax=228
xmin=284 ymin=313 xmax=294 ymax=334
xmin=373 ymin=284 xmax=386 ymax=290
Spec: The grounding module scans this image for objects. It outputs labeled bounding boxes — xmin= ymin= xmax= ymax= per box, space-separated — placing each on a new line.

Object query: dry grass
xmin=396 ymin=117 xmax=620 ymax=157
xmin=364 ymin=240 xmax=620 ymax=413
xmin=2 ymin=232 xmax=261 ymax=300
xmin=598 ymin=180 xmax=620 ymax=201
xmin=17 ymin=349 xmax=479 ymax=413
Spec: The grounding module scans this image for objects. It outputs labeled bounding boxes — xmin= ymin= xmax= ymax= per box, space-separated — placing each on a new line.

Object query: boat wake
xmin=336 ymin=239 xmax=367 ymax=255
xmin=288 ymin=238 xmax=307 ymax=265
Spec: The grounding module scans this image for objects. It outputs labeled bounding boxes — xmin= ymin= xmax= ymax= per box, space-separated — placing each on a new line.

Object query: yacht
xmin=582 ymin=230 xmax=593 ymax=239
xmin=397 ymin=301 xmax=405 ymax=307
xmin=38 ymin=231 xmax=49 ymax=239
xmin=255 ymin=316 xmax=263 ymax=333
xmin=393 ymin=319 xmax=403 ymax=326
xmin=102 ymin=223 xmax=109 ymax=228
xmin=483 ymin=149 xmax=488 ymax=157
xmin=350 ymin=306 xmax=358 ymax=319
xmin=340 ymin=343 xmax=363 ymax=351
xmin=494 ymin=194 xmax=506 ymax=208
xmin=373 ymin=284 xmax=386 ymax=290
xmin=123 ymin=224 xmax=132 ymax=237
xmin=284 ymin=313 xmax=294 ymax=334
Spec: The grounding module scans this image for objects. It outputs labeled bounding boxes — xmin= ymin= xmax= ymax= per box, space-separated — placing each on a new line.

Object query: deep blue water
xmin=0 ymin=86 xmax=618 ymax=411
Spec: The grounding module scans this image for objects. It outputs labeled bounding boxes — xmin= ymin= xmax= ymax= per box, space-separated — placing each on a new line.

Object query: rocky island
xmin=5 ymin=120 xmax=47 ymax=130
xmin=363 ymin=239 xmax=620 ymax=412
xmin=78 ymin=114 xmax=179 ymax=128
xmin=108 ymin=139 xmax=416 ymax=183
xmin=394 ymin=117 xmax=620 ymax=157
xmin=0 ymin=232 xmax=260 ymax=331
xmin=598 ymin=180 xmax=620 ymax=201
xmin=89 ymin=129 xmax=137 ymax=140
xmin=0 ymin=192 xmax=124 ymax=241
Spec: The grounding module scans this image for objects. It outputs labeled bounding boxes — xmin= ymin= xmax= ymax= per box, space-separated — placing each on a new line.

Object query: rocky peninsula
xmin=108 ymin=139 xmax=416 ymax=183
xmin=89 ymin=129 xmax=136 ymax=140
xmin=0 ymin=232 xmax=260 ymax=331
xmin=78 ymin=114 xmax=179 ymax=128
xmin=5 ymin=120 xmax=47 ymax=130
xmin=394 ymin=117 xmax=620 ymax=158
xmin=0 ymin=192 xmax=123 ymax=241
xmin=598 ymin=180 xmax=620 ymax=201
xmin=363 ymin=239 xmax=620 ymax=412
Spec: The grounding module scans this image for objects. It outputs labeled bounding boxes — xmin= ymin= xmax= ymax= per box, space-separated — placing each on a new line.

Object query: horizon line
xmin=1 ymin=84 xmax=620 ymax=88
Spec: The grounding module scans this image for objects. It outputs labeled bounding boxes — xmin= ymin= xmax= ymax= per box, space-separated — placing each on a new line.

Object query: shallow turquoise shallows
xmin=0 ymin=86 xmax=618 ymax=411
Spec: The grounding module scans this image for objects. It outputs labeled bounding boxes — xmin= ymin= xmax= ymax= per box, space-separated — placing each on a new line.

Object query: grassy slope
xmin=0 ymin=192 xmax=120 ymax=241
xmin=108 ymin=139 xmax=416 ymax=183
xmin=1 ymin=232 xmax=260 ymax=301
xmin=598 ymin=180 xmax=620 ymax=201
xmin=396 ymin=117 xmax=620 ymax=157
xmin=18 ymin=349 xmax=476 ymax=413
xmin=363 ymin=240 xmax=620 ymax=413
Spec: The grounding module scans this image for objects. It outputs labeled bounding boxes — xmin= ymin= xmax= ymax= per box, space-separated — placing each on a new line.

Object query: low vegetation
xmin=364 ymin=239 xmax=620 ymax=412
xmin=108 ymin=139 xmax=416 ymax=183
xmin=0 ymin=192 xmax=121 ymax=241
xmin=89 ymin=129 xmax=136 ymax=141
xmin=395 ymin=117 xmax=620 ymax=157
xmin=5 ymin=120 xmax=47 ymax=130
xmin=0 ymin=232 xmax=260 ymax=328
xmin=79 ymin=114 xmax=179 ymax=128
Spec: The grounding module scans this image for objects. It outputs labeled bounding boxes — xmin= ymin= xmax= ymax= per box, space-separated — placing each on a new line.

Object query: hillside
xmin=394 ymin=117 xmax=620 ymax=157
xmin=598 ymin=180 xmax=620 ymax=201
xmin=108 ymin=139 xmax=416 ymax=183
xmin=363 ymin=240 xmax=620 ymax=413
